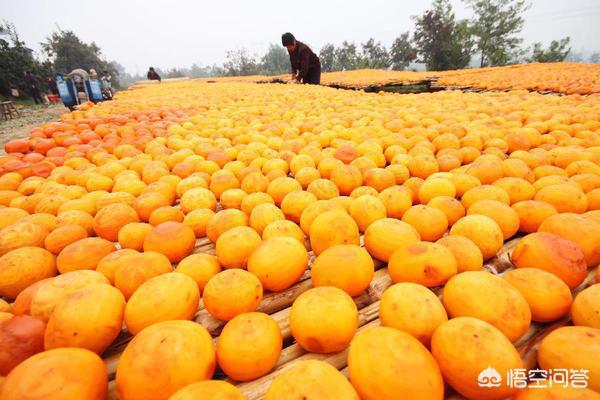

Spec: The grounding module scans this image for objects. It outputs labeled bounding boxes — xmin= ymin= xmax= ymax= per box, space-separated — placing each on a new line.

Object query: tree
xmin=260 ymin=43 xmax=289 ymax=75
xmin=163 ymin=68 xmax=186 ymax=78
xmin=42 ymin=29 xmax=111 ymax=73
xmin=413 ymin=0 xmax=474 ymax=70
xmin=529 ymin=37 xmax=571 ymax=63
xmin=565 ymin=51 xmax=584 ymax=63
xmin=358 ymin=38 xmax=390 ymax=69
xmin=41 ymin=28 xmax=120 ymax=88
xmin=389 ymin=32 xmax=417 ymax=70
xmin=590 ymin=53 xmax=600 ymax=64
xmin=319 ymin=43 xmax=337 ymax=72
xmin=188 ymin=64 xmax=224 ymax=78
xmin=223 ymin=48 xmax=259 ymax=76
xmin=452 ymin=20 xmax=475 ymax=68
xmin=465 ymin=0 xmax=530 ymax=67
xmin=208 ymin=64 xmax=225 ymax=77
xmin=335 ymin=41 xmax=359 ymax=71
xmin=0 ymin=21 xmax=50 ymax=98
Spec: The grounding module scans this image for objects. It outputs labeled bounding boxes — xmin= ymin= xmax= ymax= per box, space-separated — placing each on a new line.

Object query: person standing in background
xmin=47 ymin=77 xmax=58 ymax=95
xmin=281 ymin=32 xmax=321 ymax=85
xmin=147 ymin=67 xmax=161 ymax=82
xmin=24 ymin=71 xmax=44 ymax=104
xmin=101 ymin=70 xmax=113 ymax=99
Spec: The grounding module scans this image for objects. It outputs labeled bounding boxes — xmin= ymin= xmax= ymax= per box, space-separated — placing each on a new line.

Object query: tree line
xmin=0 ymin=21 xmax=123 ymax=98
xmin=2 ymin=0 xmax=600 ymax=98
xmin=171 ymin=0 xmax=597 ymax=77
xmin=223 ymin=0 xmax=581 ymax=75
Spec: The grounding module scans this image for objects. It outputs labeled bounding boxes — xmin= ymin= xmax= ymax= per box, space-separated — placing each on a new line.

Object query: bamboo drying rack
xmin=101 ymin=232 xmax=598 ymax=400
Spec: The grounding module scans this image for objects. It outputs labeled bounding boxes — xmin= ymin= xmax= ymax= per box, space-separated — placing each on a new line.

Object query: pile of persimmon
xmin=0 ymin=81 xmax=599 ymax=400
xmin=437 ymin=62 xmax=600 ymax=95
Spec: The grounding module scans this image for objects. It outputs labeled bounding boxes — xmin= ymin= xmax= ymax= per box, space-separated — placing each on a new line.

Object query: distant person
xmin=47 ymin=77 xmax=58 ymax=95
xmin=89 ymin=69 xmax=98 ymax=79
xmin=281 ymin=32 xmax=321 ymax=85
xmin=24 ymin=71 xmax=44 ymax=104
xmin=101 ymin=70 xmax=113 ymax=99
xmin=147 ymin=67 xmax=161 ymax=82
xmin=67 ymin=69 xmax=88 ymax=97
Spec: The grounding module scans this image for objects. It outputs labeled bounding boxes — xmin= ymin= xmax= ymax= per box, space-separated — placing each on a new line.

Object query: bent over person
xmin=281 ymin=32 xmax=321 ymax=85
xmin=147 ymin=67 xmax=161 ymax=82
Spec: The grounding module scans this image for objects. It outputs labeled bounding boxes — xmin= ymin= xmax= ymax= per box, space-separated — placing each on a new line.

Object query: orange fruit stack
xmin=0 ymin=80 xmax=599 ymax=399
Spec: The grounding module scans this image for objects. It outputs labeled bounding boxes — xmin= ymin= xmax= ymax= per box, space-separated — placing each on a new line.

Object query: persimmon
xmin=309 ymin=210 xmax=360 ymax=255
xmin=401 ymin=205 xmax=448 ymax=242
xmin=538 ymin=326 xmax=600 ymax=392
xmin=248 ymin=237 xmax=308 ymax=292
xmin=0 ymin=221 xmax=48 ymax=256
xmin=56 ymin=237 xmax=116 ymax=274
xmin=133 ymin=191 xmax=170 ymax=221
xmin=45 ymin=283 xmax=125 ymax=354
xmin=93 ymin=203 xmax=139 ymax=241
xmin=388 ymin=241 xmax=457 ymax=287
xmin=116 ymin=320 xmax=215 ymax=400
xmin=377 ymin=185 xmax=412 ymax=218
xmin=114 ymin=251 xmax=172 ymax=299
xmin=148 ymin=206 xmax=184 ymax=225
xmin=0 ymin=315 xmax=46 ymax=375
xmin=261 ymin=219 xmax=305 ymax=243
xmin=0 ymin=246 xmax=56 ymax=299
xmin=290 ymin=287 xmax=358 ymax=353
xmin=206 ymin=209 xmax=249 ymax=242
xmin=0 ymin=347 xmax=108 ymax=400
xmin=364 ymin=218 xmax=420 ymax=262
xmin=266 ymin=360 xmax=359 ymax=399
xmin=248 ymin=203 xmax=284 ymax=236
xmin=280 ymin=190 xmax=317 ymax=223
xmin=512 ymin=232 xmax=588 ymax=289
xmin=175 ymin=253 xmax=221 ymax=293
xmin=380 ymin=283 xmax=448 ymax=346
xmin=467 ymin=199 xmax=520 ymax=239
xmin=443 ymin=271 xmax=531 ymax=342
xmin=349 ymin=326 xmax=444 ymax=400
xmin=511 ymin=200 xmax=558 ymax=233
xmin=431 ymin=317 xmax=522 ymax=399
xmin=217 ymin=312 xmax=282 ymax=381
xmin=203 ymin=269 xmax=263 ymax=321
xmin=450 ymin=215 xmax=504 ymax=260
xmin=538 ymin=213 xmax=600 ymax=267
xmin=311 ymin=244 xmax=374 ymax=296
xmin=215 ymin=226 xmax=262 ymax=269
xmin=124 ymin=272 xmax=200 ymax=335
xmin=436 ymin=235 xmax=483 ymax=272
xmin=170 ymin=381 xmax=245 ymax=400
xmin=118 ymin=222 xmax=153 ymax=251
xmin=95 ymin=248 xmax=139 ymax=284
xmin=143 ymin=222 xmax=196 ymax=263
xmin=571 ymin=284 xmax=600 ymax=329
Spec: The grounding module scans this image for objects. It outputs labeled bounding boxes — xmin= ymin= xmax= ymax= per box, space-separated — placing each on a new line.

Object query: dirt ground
xmin=0 ymin=104 xmax=67 ymax=155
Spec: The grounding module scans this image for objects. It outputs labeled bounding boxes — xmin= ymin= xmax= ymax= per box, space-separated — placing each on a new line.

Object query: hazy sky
xmin=3 ymin=0 xmax=600 ymax=74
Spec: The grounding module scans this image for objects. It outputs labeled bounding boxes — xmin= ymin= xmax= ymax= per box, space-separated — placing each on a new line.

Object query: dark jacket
xmin=25 ymin=73 xmax=38 ymax=89
xmin=288 ymin=41 xmax=320 ymax=81
xmin=147 ymin=70 xmax=161 ymax=81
